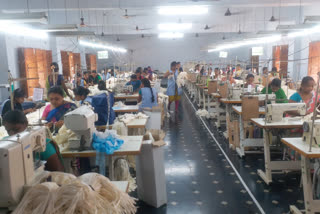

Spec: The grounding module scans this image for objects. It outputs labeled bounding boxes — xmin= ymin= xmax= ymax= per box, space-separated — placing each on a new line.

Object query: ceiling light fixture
xmin=158 ymin=23 xmax=192 ymax=31
xmin=208 ymin=35 xmax=281 ymax=52
xmin=0 ymin=21 xmax=48 ymax=39
xmin=35 ymin=24 xmax=78 ymax=32
xmin=158 ymin=32 xmax=184 ymax=39
xmin=288 ymin=24 xmax=320 ymax=38
xmin=0 ymin=12 xmax=48 ymax=24
xmin=158 ymin=6 xmax=208 ymax=16
xmin=79 ymin=40 xmax=127 ymax=53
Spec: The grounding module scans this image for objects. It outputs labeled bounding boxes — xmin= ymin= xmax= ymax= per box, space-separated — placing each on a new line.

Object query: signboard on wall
xmin=252 ymin=47 xmax=264 ymax=56
xmin=98 ymin=51 xmax=109 ymax=59
xmin=219 ymin=51 xmax=228 ymax=58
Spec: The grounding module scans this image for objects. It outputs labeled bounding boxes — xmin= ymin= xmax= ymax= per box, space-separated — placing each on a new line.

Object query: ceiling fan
xmin=204 ymin=24 xmax=214 ymax=30
xmin=135 ymin=25 xmax=152 ymax=31
xmin=224 ymin=8 xmax=246 ymax=16
xmin=123 ymin=9 xmax=138 ymax=19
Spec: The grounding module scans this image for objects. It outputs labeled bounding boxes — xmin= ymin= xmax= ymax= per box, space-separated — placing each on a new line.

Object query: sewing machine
xmin=227 ymin=84 xmax=242 ymax=100
xmin=0 ymin=126 xmax=46 ymax=208
xmin=302 ymin=120 xmax=320 ymax=147
xmin=124 ymin=85 xmax=133 ymax=94
xmin=265 ymin=103 xmax=307 ymax=123
xmin=257 ymin=94 xmax=276 ymax=101
xmin=64 ymin=105 xmax=98 ymax=150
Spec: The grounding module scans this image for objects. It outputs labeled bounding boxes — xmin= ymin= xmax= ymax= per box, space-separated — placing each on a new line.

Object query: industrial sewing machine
xmin=257 ymin=94 xmax=276 ymax=101
xmin=64 ymin=105 xmax=98 ymax=150
xmin=302 ymin=120 xmax=320 ymax=147
xmin=227 ymin=84 xmax=242 ymax=100
xmin=124 ymin=85 xmax=133 ymax=94
xmin=0 ymin=126 xmax=47 ymax=208
xmin=265 ymin=103 xmax=307 ymax=123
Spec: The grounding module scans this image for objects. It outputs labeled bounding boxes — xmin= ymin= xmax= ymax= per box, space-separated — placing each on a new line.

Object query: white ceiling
xmin=1 ymin=0 xmax=320 ymax=36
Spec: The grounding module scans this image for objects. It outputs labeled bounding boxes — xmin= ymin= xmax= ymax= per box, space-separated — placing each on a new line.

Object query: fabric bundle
xmin=13 ymin=172 xmax=136 ymax=214
xmin=79 ymin=173 xmax=137 ymax=214
xmin=177 ymin=71 xmax=188 ymax=88
xmin=196 ymin=109 xmax=210 ymax=118
xmin=52 ymin=124 xmax=77 ymax=146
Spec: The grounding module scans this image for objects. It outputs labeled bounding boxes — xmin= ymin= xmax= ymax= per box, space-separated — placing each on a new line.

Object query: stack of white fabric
xmin=177 ymin=71 xmax=188 ymax=88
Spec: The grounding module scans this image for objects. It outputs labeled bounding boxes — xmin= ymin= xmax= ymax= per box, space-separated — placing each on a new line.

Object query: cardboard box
xmin=143 ymin=107 xmax=162 ymax=130
xmin=136 ymin=130 xmax=167 ymax=208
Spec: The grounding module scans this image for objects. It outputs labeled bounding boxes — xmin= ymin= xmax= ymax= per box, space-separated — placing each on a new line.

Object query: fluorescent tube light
xmin=35 ymin=24 xmax=78 ymax=32
xmin=158 ymin=32 xmax=184 ymax=39
xmin=208 ymin=35 xmax=281 ymax=52
xmin=0 ymin=12 xmax=47 ymax=24
xmin=276 ymin=23 xmax=317 ymax=31
xmin=0 ymin=22 xmax=48 ymax=39
xmin=48 ymin=31 xmax=95 ymax=37
xmin=158 ymin=6 xmax=208 ymax=15
xmin=288 ymin=24 xmax=320 ymax=38
xmin=304 ymin=16 xmax=320 ymax=23
xmin=158 ymin=23 xmax=192 ymax=31
xmin=79 ymin=40 xmax=127 ymax=53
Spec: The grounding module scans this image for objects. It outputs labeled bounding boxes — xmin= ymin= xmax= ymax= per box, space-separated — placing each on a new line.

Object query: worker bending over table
xmin=1 ymin=88 xmax=35 ymax=117
xmin=42 ymin=87 xmax=77 ymax=133
xmin=91 ymin=70 xmax=102 ymax=85
xmin=126 ymin=74 xmax=141 ymax=93
xmin=260 ymin=78 xmax=288 ymax=103
xmin=138 ymin=78 xmax=158 ymax=111
xmin=289 ymin=76 xmax=318 ymax=115
xmin=3 ymin=110 xmax=64 ymax=172
xmin=74 ymin=86 xmax=91 ymax=105
xmin=244 ymin=74 xmax=255 ymax=88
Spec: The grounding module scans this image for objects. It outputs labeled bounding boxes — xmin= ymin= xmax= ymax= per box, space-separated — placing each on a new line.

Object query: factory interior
xmin=2 ymin=0 xmax=320 ymax=214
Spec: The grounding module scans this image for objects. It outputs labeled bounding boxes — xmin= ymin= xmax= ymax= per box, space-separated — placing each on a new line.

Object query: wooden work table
xmin=113 ymin=105 xmax=139 ymax=113
xmin=60 ymin=135 xmax=143 ymax=158
xmin=232 ymin=106 xmax=266 ymax=115
xmin=250 ymin=118 xmax=304 ymax=185
xmin=250 ymin=118 xmax=304 ymax=129
xmin=281 ymin=137 xmax=320 ymax=214
xmin=114 ymin=94 xmax=139 ymax=100
xmin=220 ymin=98 xmax=242 ymax=104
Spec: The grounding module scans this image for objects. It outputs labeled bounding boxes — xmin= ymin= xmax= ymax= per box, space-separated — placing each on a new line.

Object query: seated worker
xmin=74 ymin=73 xmax=86 ymax=88
xmin=46 ymin=62 xmax=72 ymax=98
xmin=136 ymin=67 xmax=144 ymax=80
xmin=82 ymin=71 xmax=90 ymax=87
xmin=221 ymin=70 xmax=236 ymax=84
xmin=91 ymin=70 xmax=102 ymax=85
xmin=244 ymin=74 xmax=255 ymax=88
xmin=42 ymin=86 xmax=77 ymax=132
xmin=3 ymin=110 xmax=64 ymax=172
xmin=126 ymin=74 xmax=141 ymax=93
xmin=289 ymin=76 xmax=318 ymax=115
xmin=213 ymin=67 xmax=221 ymax=79
xmin=261 ymin=78 xmax=288 ymax=103
xmin=271 ymin=67 xmax=280 ymax=78
xmin=138 ymin=78 xmax=158 ymax=110
xmin=74 ymin=86 xmax=91 ymax=105
xmin=1 ymin=88 xmax=35 ymax=117
xmin=234 ymin=64 xmax=242 ymax=79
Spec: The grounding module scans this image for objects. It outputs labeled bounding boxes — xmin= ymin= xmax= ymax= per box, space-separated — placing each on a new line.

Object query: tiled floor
xmin=135 ymin=92 xmax=304 ymax=214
